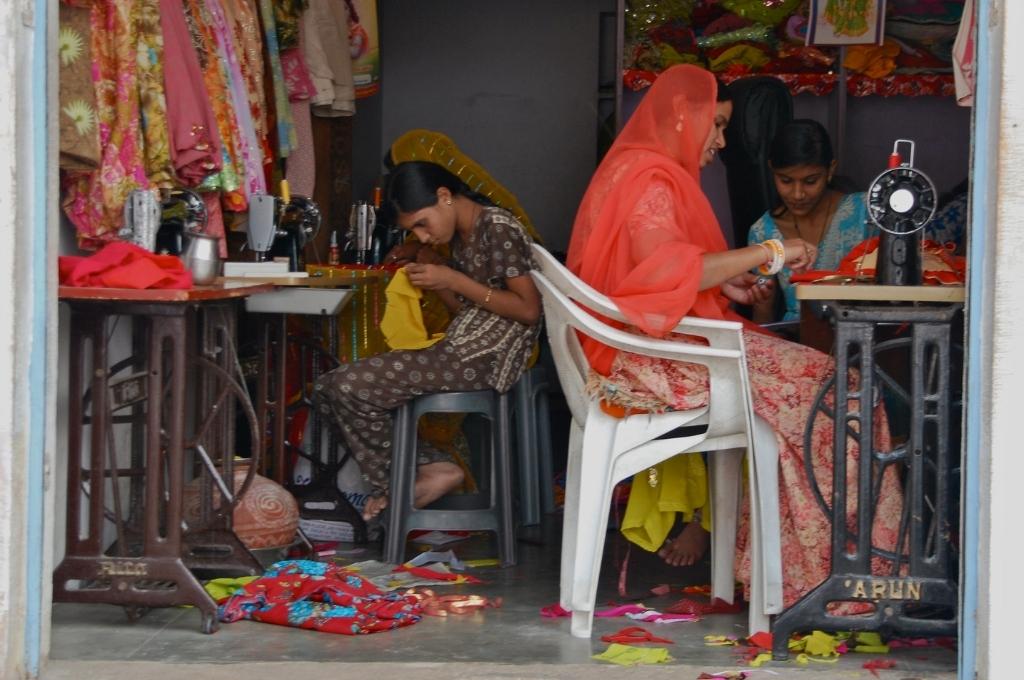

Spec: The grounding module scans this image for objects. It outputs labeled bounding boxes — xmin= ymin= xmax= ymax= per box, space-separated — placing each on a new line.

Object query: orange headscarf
xmin=567 ymin=64 xmax=742 ymax=375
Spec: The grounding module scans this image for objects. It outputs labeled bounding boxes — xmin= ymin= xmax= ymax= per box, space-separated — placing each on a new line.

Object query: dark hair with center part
xmin=384 ymin=161 xmax=495 ymax=215
xmin=716 ymin=79 xmax=733 ymax=102
xmin=768 ymin=119 xmax=834 ymax=170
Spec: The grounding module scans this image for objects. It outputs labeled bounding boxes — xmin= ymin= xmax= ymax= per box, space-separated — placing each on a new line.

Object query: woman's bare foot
xmin=657 ymin=520 xmax=709 ymax=567
xmin=363 ymin=463 xmax=465 ymax=521
xmin=363 ymin=495 xmax=388 ymax=521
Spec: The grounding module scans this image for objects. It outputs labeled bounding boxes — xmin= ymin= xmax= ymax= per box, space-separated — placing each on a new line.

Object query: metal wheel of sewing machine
xmin=70 ymin=352 xmax=264 ymax=624
xmin=800 ymin=337 xmax=963 ymax=560
xmin=772 ymin=303 xmax=963 ymax=659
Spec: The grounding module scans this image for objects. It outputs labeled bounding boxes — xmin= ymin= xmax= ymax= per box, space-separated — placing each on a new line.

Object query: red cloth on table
xmin=59 ymin=241 xmax=193 ymax=289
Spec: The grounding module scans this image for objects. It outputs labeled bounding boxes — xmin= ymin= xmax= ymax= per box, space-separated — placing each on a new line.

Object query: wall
xmin=1 ymin=0 xmax=55 ymax=676
xmin=354 ymin=0 xmax=616 ymax=252
xmin=794 ymin=92 xmax=973 ymax=197
xmin=978 ymin=4 xmax=1024 ymax=678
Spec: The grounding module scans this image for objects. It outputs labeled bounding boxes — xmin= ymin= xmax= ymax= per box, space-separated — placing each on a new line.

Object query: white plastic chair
xmin=529 ymin=244 xmax=783 ymax=638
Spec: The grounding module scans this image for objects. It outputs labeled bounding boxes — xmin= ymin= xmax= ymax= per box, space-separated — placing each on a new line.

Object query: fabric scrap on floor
xmin=404 ymin=587 xmax=501 ymax=616
xmin=218 ymin=560 xmax=422 ymax=634
xmin=601 ymin=626 xmax=674 ymax=645
xmin=203 ymin=576 xmax=258 ymax=602
xmin=863 ymin=658 xmax=898 ymax=676
xmin=592 ymin=643 xmax=673 ymax=666
xmin=703 ymin=634 xmax=740 ymax=646
xmin=625 ymin=609 xmax=700 ymax=624
xmin=405 ymin=550 xmax=466 ymax=571
xmin=346 ymin=559 xmax=480 ymax=591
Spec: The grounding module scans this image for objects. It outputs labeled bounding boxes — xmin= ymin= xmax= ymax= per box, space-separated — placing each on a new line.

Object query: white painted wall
xmin=0 ymin=0 xmax=27 ymax=666
xmin=976 ymin=3 xmax=1024 ymax=678
xmin=0 ymin=0 xmax=55 ymax=677
xmin=359 ymin=0 xmax=616 ymax=252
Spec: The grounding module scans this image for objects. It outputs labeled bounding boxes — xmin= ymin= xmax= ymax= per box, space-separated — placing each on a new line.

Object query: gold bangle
xmin=757 ymin=239 xmax=785 ymax=276
xmin=483 ymin=288 xmax=493 ymax=305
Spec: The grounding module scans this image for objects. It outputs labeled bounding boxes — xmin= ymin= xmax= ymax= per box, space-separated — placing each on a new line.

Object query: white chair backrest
xmin=529 ymin=243 xmax=754 ymax=439
xmin=528 ymin=246 xmax=596 ymax=424
xmin=529 ymin=244 xmax=632 ymax=325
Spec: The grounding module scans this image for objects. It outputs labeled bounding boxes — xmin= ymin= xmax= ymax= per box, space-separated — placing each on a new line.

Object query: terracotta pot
xmin=184 ymin=460 xmax=299 ymax=550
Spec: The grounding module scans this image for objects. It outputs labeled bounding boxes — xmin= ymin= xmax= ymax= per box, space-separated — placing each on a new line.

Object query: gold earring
xmin=446 ymin=199 xmax=453 ymax=206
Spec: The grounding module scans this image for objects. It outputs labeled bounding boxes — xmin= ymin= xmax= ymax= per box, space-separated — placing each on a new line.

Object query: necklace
xmin=790 ymin=193 xmax=836 ymax=246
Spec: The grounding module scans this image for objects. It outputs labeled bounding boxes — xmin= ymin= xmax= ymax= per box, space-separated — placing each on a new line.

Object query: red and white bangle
xmin=757 ymin=239 xmax=785 ymax=276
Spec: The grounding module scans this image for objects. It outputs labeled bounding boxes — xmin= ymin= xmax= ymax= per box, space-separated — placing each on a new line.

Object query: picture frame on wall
xmin=807 ymin=0 xmax=888 ymax=46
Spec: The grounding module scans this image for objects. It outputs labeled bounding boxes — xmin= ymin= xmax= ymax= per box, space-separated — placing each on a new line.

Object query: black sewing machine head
xmin=156 ymin=188 xmax=208 ymax=256
xmin=246 ymin=194 xmax=322 ymax=271
xmin=867 ymin=140 xmax=937 ymax=286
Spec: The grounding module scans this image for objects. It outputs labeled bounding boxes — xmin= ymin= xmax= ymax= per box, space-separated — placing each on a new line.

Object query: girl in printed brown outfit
xmin=313 ymin=161 xmax=542 ymax=521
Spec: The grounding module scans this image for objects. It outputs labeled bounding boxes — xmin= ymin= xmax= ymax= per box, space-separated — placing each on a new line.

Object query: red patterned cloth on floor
xmin=218 ymin=560 xmax=423 ymax=634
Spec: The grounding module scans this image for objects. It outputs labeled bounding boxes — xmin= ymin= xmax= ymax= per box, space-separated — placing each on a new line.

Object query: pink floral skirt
xmin=590 ymin=329 xmax=904 ymax=609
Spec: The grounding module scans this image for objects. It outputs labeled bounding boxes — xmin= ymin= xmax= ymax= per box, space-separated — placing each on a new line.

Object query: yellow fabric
xmin=389 ymin=129 xmax=543 ymax=244
xmin=843 ymin=39 xmax=900 ymax=79
xmin=620 ymin=452 xmax=711 ymax=552
xmin=592 ymin=644 xmax=672 ymax=666
xmin=708 ymin=44 xmax=770 ymax=73
xmin=380 ymin=268 xmax=445 ymax=350
xmin=203 ymin=576 xmax=258 ymax=602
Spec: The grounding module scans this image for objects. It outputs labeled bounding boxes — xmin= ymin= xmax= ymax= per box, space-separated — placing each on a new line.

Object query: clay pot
xmin=184 ymin=460 xmax=299 ymax=550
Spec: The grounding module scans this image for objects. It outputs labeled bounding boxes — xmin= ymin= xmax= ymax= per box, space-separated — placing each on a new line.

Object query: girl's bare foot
xmin=363 ymin=495 xmax=388 ymax=521
xmin=657 ymin=520 xmax=709 ymax=567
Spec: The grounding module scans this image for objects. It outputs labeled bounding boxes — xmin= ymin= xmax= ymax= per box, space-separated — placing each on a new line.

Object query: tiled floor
xmin=47 ymin=518 xmax=958 ymax=678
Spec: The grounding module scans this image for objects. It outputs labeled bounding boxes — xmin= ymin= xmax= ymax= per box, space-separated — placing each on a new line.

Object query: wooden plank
xmin=795 ymin=283 xmax=965 ymax=303
xmin=58 ymin=282 xmax=273 ymax=302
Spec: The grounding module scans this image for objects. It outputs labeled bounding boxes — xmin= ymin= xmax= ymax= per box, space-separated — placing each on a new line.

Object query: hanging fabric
xmin=62 ymin=0 xmax=151 ymax=249
xmin=256 ymin=0 xmax=298 ymax=157
xmin=206 ymin=0 xmax=267 ymax=202
xmin=136 ymin=0 xmax=174 ymax=188
xmin=952 ymin=0 xmax=976 ymax=107
xmin=184 ymin=0 xmax=247 ymax=209
xmin=58 ymin=0 xmax=101 ymax=170
xmin=303 ymin=0 xmax=355 ymax=117
xmin=348 ymin=0 xmax=379 ymax=98
xmin=158 ymin=0 xmax=223 ymax=188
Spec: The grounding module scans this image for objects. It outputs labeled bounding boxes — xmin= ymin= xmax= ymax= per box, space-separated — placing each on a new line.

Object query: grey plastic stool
xmin=384 ymin=389 xmax=516 ymax=567
xmin=513 ymin=365 xmax=555 ymax=526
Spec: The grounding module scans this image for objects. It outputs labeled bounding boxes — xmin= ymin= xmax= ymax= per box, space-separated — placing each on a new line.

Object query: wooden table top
xmin=796 ymin=281 xmax=965 ymax=303
xmin=58 ymin=282 xmax=274 ymax=303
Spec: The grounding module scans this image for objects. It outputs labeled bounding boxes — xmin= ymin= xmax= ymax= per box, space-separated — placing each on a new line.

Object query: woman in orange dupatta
xmin=567 ymin=64 xmax=902 ymax=609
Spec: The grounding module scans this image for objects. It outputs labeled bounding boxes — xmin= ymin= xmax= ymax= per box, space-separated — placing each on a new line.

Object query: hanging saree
xmin=183 ymin=0 xmax=246 ymax=209
xmin=158 ymin=0 xmax=223 ymax=188
xmin=136 ymin=0 xmax=174 ymax=188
